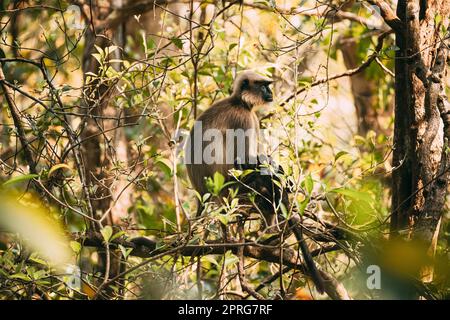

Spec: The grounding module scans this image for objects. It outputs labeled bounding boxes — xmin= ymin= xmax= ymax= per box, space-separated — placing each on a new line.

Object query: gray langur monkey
xmin=185 ymin=70 xmax=273 ymax=215
xmin=185 ymin=70 xmax=326 ymax=294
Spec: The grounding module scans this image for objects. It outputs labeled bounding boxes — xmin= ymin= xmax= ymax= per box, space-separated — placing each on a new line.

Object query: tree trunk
xmin=339 ymin=38 xmax=380 ymax=136
xmin=391 ymin=0 xmax=449 ymax=289
xmin=80 ymin=0 xmax=131 ymax=297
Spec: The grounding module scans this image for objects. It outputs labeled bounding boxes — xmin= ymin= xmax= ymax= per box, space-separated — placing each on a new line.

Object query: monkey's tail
xmin=288 ymin=218 xmax=326 ymax=294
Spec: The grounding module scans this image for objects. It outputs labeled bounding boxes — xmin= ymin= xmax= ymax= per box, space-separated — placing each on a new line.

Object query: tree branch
xmin=261 ymin=30 xmax=392 ymax=120
xmin=74 ymin=231 xmax=351 ymax=299
xmin=366 ymin=0 xmax=404 ymax=34
xmin=0 ymin=67 xmax=36 ymax=174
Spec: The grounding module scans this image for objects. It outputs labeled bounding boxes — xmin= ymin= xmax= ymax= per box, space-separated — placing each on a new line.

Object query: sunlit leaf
xmin=3 ymin=174 xmax=38 ymax=187
xmin=224 ymin=251 xmax=239 ymax=267
xmin=331 ymin=187 xmax=373 ymax=204
xmin=155 ymin=157 xmax=173 ymax=177
xmin=70 ymin=241 xmax=82 ymax=254
xmin=0 ymin=195 xmax=71 ymax=268
xmin=118 ymin=244 xmax=133 ymax=259
xmin=100 ymin=226 xmax=113 ymax=243
xmin=10 ymin=273 xmax=31 ymax=281
xmin=334 ymin=151 xmax=349 ymax=161
xmin=304 ymin=174 xmax=314 ymax=195
xmin=48 ymin=163 xmax=72 ymax=177
xmin=110 ymin=231 xmax=125 ymax=242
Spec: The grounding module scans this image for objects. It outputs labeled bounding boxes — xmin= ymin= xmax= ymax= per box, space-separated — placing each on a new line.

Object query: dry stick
xmin=0 ymin=67 xmax=36 ymax=174
xmin=237 ymin=221 xmax=265 ymax=300
xmin=262 ymin=30 xmax=392 ymax=121
xmin=43 ymin=63 xmax=97 ymax=230
xmin=189 ymin=0 xmax=197 ymax=119
xmin=172 ymin=111 xmax=183 ymax=235
xmin=187 ymin=2 xmax=216 ymax=299
xmin=0 ymin=57 xmax=96 ymax=227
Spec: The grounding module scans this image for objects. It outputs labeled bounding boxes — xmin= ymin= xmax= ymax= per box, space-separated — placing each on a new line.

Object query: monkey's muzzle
xmin=264 ymin=95 xmax=273 ymax=102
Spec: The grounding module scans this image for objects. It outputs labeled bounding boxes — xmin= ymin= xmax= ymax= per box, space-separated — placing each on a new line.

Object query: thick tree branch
xmin=75 ymin=231 xmax=351 ymax=299
xmin=366 ymin=0 xmax=404 ymax=33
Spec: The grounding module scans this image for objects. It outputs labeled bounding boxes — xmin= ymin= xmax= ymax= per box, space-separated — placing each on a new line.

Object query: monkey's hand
xmin=129 ymin=237 xmax=158 ymax=257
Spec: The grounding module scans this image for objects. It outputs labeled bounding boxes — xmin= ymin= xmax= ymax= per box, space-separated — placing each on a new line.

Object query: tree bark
xmin=80 ymin=0 xmax=132 ymax=296
xmin=339 ymin=38 xmax=380 ymax=136
xmin=390 ymin=0 xmax=449 ymax=289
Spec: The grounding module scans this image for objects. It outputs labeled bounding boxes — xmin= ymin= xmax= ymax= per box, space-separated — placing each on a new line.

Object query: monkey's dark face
xmin=240 ymin=79 xmax=273 ymax=105
xmin=259 ymin=82 xmax=273 ymax=102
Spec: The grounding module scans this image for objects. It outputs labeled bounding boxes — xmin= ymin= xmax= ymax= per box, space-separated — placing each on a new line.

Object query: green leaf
xmin=330 ymin=188 xmax=372 ymax=204
xmin=10 ymin=273 xmax=30 ymax=281
xmin=202 ymin=193 xmax=211 ymax=203
xmin=3 ymin=174 xmax=38 ymax=187
xmin=214 ymin=171 xmax=225 ymax=190
xmin=354 ymin=135 xmax=366 ymax=146
xmin=304 ymin=174 xmax=314 ymax=195
xmin=228 ymin=43 xmax=238 ymax=50
xmin=100 ymin=226 xmax=113 ymax=243
xmin=216 ymin=213 xmax=229 ymax=225
xmin=280 ymin=202 xmax=288 ymax=218
xmin=118 ymin=244 xmax=133 ymax=259
xmin=206 ymin=172 xmax=226 ymax=195
xmin=224 ymin=252 xmax=239 ymax=267
xmin=70 ymin=241 xmax=81 ymax=254
xmin=170 ymin=37 xmax=183 ymax=49
xmin=110 ymin=231 xmax=125 ymax=242
xmin=296 ymin=198 xmax=309 ymax=216
xmin=91 ymin=53 xmax=102 ymax=64
xmin=434 ymin=14 xmax=442 ymax=25
xmin=28 ymin=256 xmax=48 ymax=266
xmin=104 ymin=45 xmax=118 ymax=56
xmin=155 ymin=157 xmax=173 ymax=176
xmin=334 ymin=151 xmax=349 ymax=161
xmin=32 ymin=269 xmax=47 ymax=280
xmin=94 ymin=44 xmax=104 ymax=57
xmin=202 ymin=255 xmax=220 ymax=267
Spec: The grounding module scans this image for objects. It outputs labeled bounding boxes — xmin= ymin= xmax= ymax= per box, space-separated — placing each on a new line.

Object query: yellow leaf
xmin=48 ymin=163 xmax=72 ymax=177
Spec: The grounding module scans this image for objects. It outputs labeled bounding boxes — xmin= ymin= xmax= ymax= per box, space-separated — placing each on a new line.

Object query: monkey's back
xmin=186 ymin=97 xmax=260 ymax=195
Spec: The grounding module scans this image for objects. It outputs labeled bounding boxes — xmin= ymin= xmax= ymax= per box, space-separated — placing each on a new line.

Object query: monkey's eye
xmin=261 ymin=85 xmax=273 ymax=102
xmin=241 ymin=79 xmax=250 ymax=90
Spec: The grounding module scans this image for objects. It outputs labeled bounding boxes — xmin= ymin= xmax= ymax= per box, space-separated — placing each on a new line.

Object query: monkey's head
xmin=232 ymin=71 xmax=273 ymax=108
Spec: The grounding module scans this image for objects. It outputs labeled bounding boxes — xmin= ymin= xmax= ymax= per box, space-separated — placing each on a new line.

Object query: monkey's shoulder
xmin=198 ymin=97 xmax=257 ymax=129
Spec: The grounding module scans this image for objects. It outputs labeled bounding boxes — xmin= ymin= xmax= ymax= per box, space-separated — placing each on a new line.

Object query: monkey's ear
xmin=241 ymin=79 xmax=250 ymax=90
